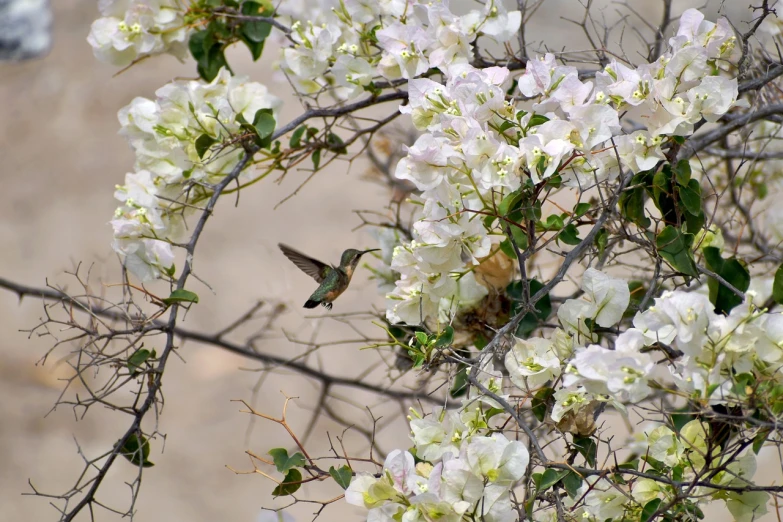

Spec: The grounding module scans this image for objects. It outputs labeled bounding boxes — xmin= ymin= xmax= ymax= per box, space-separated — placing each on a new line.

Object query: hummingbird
xmin=278 ymin=243 xmax=380 ymax=310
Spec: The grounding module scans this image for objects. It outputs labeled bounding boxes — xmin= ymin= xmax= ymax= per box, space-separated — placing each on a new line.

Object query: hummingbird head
xmin=340 ymin=248 xmax=380 ymax=272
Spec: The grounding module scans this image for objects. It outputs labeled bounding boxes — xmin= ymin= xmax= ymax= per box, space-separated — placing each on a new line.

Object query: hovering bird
xmin=278 ymin=243 xmax=380 ymax=310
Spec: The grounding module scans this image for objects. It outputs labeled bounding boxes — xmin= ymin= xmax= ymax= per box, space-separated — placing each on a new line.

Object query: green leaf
xmin=239 ymin=33 xmax=265 ymax=60
xmin=651 ymin=168 xmax=677 ymax=223
xmin=703 ymin=246 xmax=750 ymax=314
xmin=656 ymin=226 xmax=697 ymax=276
xmin=164 ymin=263 xmax=176 ymax=277
xmin=619 ymin=171 xmax=652 ymax=228
xmin=508 ymin=223 xmax=529 ymax=251
xmin=311 ymin=149 xmax=321 ymax=170
xmin=532 ymin=387 xmax=555 ymax=422
xmin=671 ymin=407 xmax=693 ymax=432
xmin=272 ymin=468 xmax=302 ymax=497
xmin=253 ymin=109 xmax=276 ymax=140
xmin=540 ymin=214 xmax=564 ymax=231
xmin=119 ymin=432 xmax=154 ymax=467
xmin=498 ymin=119 xmax=516 ymax=132
xmin=524 ymin=497 xmax=535 ymax=520
xmin=640 ymin=498 xmax=662 ymax=522
xmin=499 ymin=239 xmax=516 ymax=260
xmin=162 ymin=289 xmax=200 ymax=306
xmin=415 ymin=331 xmax=429 ymax=346
xmin=752 ymin=429 xmax=771 ymax=454
xmin=507 ymin=279 xmax=551 ymax=337
xmin=434 ymin=326 xmax=454 ymax=348
xmin=641 ymin=454 xmax=665 ymax=472
xmin=558 ymin=223 xmax=581 ymax=245
xmin=678 ymin=178 xmax=702 ymax=216
xmin=327 ymin=132 xmax=347 ymax=154
xmin=595 ymin=227 xmax=608 ymax=257
xmin=528 ymin=114 xmax=549 ymax=128
xmin=485 ymin=407 xmax=506 ymax=420
xmin=537 ymin=468 xmax=569 ymax=492
xmin=498 ymin=189 xmax=523 ymax=216
xmin=268 ymin=448 xmax=307 ymax=474
xmin=188 ymin=29 xmax=208 ymax=62
xmin=127 ymin=348 xmax=152 ymax=375
xmin=574 ymin=202 xmax=591 ymax=218
xmin=773 ymin=264 xmax=783 ymax=305
xmin=450 ymin=366 xmax=469 ymax=398
xmin=674 ymin=159 xmax=692 ymax=186
xmin=240 ymin=2 xmax=272 ymax=43
xmin=198 ymin=44 xmax=228 ymax=82
xmin=683 ymin=207 xmax=705 ymax=236
xmin=562 ymin=471 xmax=582 ymax=498
xmin=195 ymin=134 xmax=217 ymax=159
xmin=731 ymin=372 xmax=754 ymax=397
xmin=290 ymin=125 xmax=307 ymax=148
xmin=329 ymin=465 xmax=352 ymax=489
xmin=626 ymin=281 xmax=646 ymax=316
xmin=619 ymin=459 xmax=639 ymax=471
xmin=573 ymin=436 xmax=597 ymax=467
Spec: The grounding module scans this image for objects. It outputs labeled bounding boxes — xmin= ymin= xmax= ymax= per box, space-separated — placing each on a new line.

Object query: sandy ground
xmin=0 ymin=1 xmax=779 ymax=521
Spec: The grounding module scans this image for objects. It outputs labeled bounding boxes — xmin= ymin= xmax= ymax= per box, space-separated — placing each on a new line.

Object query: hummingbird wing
xmin=278 ymin=243 xmax=331 ymax=283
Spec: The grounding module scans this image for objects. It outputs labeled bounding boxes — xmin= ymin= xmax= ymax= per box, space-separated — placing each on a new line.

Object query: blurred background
xmin=0 ymin=1 xmax=776 ymax=521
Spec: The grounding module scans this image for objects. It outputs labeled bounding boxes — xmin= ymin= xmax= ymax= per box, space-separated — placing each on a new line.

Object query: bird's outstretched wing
xmin=278 ymin=243 xmax=331 ymax=283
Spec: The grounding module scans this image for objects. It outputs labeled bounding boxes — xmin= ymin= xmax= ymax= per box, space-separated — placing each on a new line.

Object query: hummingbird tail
xmin=303 ymin=299 xmax=320 ymax=309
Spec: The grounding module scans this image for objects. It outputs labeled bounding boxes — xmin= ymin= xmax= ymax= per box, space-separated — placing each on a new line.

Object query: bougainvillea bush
xmin=11 ymin=0 xmax=783 ymax=521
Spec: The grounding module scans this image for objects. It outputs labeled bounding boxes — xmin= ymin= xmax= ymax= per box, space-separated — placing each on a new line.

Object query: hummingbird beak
xmin=360 ymin=248 xmax=381 ymax=256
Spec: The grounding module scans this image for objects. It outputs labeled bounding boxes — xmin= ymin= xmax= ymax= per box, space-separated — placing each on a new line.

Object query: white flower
xmin=567 ymin=342 xmax=653 ymax=403
xmin=615 ymin=130 xmax=665 ymax=172
xmin=583 ymin=478 xmax=629 ymax=520
xmin=384 ymin=450 xmax=420 ymax=495
xmin=581 ymin=268 xmax=630 ymax=327
xmin=687 ymin=76 xmax=738 ymax=123
xmin=725 ymin=491 xmax=770 ymax=522
xmin=111 ymin=69 xmax=281 ymax=281
xmin=550 ymin=386 xmax=592 ymax=423
xmin=646 ymin=425 xmax=685 ymax=467
xmin=474 ymin=0 xmax=521 ymax=42
xmin=464 ymin=434 xmax=528 ymax=485
xmin=505 ymin=337 xmax=561 ymax=390
xmin=410 ymin=410 xmax=467 ymax=461
xmin=87 ymin=0 xmax=188 ymax=67
xmin=112 ymin=238 xmax=175 ymax=282
xmin=332 ymin=54 xmax=374 ymax=98
xmin=386 ymin=274 xmax=441 ymax=325
xmin=634 ymin=290 xmax=717 ymax=356
xmin=376 ymin=22 xmax=432 ymax=79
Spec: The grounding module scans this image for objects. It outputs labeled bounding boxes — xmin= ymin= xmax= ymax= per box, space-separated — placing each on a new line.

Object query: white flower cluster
xmin=281 ymin=0 xmax=521 ymax=98
xmin=530 ymin=438 xmax=766 ymax=522
xmin=112 ymin=68 xmax=282 ymax=280
xmin=88 ymin=0 xmax=189 ymax=67
xmin=505 ymin=269 xmax=655 ymax=418
xmin=508 ymin=268 xmax=783 ymax=428
xmin=626 ymin=422 xmax=768 ymax=522
xmin=638 ymin=289 xmax=783 ymax=400
xmin=385 ymin=9 xmax=739 ymax=325
xmin=346 ymin=409 xmax=529 ymax=522
xmin=366 ymin=268 xmax=779 ymax=521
